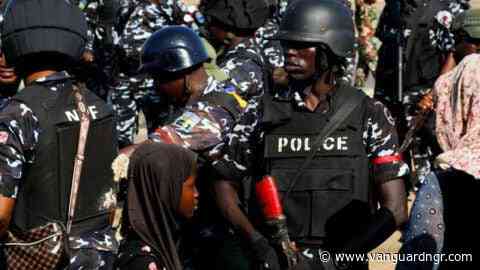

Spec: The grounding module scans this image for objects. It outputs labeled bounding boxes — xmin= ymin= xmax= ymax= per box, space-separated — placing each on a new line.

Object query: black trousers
xmin=437 ymin=170 xmax=478 ymax=270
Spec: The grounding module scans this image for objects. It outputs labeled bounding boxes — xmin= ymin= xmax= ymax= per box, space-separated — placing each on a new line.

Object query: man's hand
xmin=417 ymin=92 xmax=434 ymax=112
xmin=0 ymin=196 xmax=15 ymax=237
xmin=82 ymin=51 xmax=95 ymax=63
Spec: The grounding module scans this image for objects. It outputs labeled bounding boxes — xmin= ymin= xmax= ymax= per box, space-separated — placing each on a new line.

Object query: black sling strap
xmin=282 ymin=88 xmax=365 ymax=201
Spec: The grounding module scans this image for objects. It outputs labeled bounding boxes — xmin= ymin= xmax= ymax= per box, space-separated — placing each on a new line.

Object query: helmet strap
xmin=312 ymin=47 xmax=327 ymax=82
xmin=182 ymin=75 xmax=192 ymax=100
xmin=314 ymin=47 xmax=338 ymax=86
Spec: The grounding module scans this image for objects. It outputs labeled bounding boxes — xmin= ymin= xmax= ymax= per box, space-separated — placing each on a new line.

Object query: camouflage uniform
xmin=149 ymin=75 xmax=240 ymax=157
xmin=254 ymin=0 xmax=289 ymax=70
xmin=255 ymin=19 xmax=284 ymax=69
xmin=218 ymin=38 xmax=266 ymax=100
xmin=75 ymin=0 xmax=119 ymax=100
xmin=115 ymin=0 xmax=140 ymax=35
xmin=0 ymin=72 xmax=118 ymax=270
xmin=112 ymin=0 xmax=204 ymax=147
xmin=78 ymin=0 xmax=116 ymax=52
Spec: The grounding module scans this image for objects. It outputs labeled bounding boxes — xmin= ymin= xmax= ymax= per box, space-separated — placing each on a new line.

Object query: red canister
xmin=255 ymin=175 xmax=284 ymax=220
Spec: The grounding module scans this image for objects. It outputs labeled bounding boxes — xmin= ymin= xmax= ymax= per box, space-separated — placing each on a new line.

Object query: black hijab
xmin=127 ymin=143 xmax=197 ymax=270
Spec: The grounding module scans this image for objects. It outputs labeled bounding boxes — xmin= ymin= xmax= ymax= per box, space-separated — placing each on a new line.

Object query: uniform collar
xmin=223 ymin=37 xmax=258 ymax=56
xmin=273 ymin=81 xmax=340 ymax=113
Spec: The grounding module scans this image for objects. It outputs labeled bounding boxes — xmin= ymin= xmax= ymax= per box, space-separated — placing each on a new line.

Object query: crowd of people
xmin=0 ymin=0 xmax=477 ymax=270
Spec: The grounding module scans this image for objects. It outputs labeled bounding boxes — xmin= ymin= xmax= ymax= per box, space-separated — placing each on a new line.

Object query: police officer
xmin=0 ymin=0 xmax=117 ymax=268
xmin=138 ymin=26 xmax=255 ymax=270
xmin=203 ymin=0 xmax=269 ymax=100
xmin=212 ymin=1 xmax=409 ymax=269
xmin=111 ymin=0 xmax=204 ymax=148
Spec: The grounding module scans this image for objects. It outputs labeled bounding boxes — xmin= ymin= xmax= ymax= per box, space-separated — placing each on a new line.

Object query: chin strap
xmin=181 ymin=74 xmax=195 ymax=106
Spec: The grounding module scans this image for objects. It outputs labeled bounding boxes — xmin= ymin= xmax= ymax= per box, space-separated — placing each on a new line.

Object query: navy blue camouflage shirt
xmin=149 ymin=76 xmax=245 ymax=160
xmin=77 ymin=0 xmax=118 ymax=50
xmin=213 ymin=83 xmax=409 ymax=183
xmin=255 ymin=18 xmax=284 ymax=69
xmin=120 ymin=0 xmax=204 ymax=60
xmin=254 ymin=0 xmax=290 ymax=69
xmin=218 ymin=38 xmax=266 ymax=100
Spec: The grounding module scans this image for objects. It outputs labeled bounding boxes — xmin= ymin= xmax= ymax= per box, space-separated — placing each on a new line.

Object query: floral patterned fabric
xmin=354 ymin=0 xmax=381 ymax=88
xmin=433 ymin=53 xmax=480 ymax=179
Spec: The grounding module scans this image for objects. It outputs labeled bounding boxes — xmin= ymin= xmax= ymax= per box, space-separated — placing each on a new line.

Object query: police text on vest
xmin=277 ymin=136 xmax=349 ymax=153
xmin=65 ymin=106 xmax=99 ymax=121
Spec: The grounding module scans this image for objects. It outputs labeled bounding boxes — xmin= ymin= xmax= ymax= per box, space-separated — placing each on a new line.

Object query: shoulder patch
xmin=173 ymin=111 xmax=202 ymax=133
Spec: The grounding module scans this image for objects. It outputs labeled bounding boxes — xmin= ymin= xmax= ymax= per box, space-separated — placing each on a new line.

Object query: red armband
xmin=371 ymin=154 xmax=403 ymax=165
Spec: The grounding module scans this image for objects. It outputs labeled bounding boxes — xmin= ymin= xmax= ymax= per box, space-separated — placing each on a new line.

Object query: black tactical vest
xmin=11 ymin=80 xmax=117 ymax=236
xmin=263 ymin=86 xmax=373 ymax=241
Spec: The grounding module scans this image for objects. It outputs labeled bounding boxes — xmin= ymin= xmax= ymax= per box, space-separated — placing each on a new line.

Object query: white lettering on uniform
xmin=305 ymin=137 xmax=311 ymax=151
xmin=338 ymin=136 xmax=348 ymax=150
xmin=64 ymin=105 xmax=99 ymax=122
xmin=322 ymin=137 xmax=349 ymax=151
xmin=323 ymin=137 xmax=336 ymax=151
xmin=89 ymin=106 xmax=99 ymax=119
xmin=291 ymin=138 xmax=302 ymax=152
xmin=278 ymin=137 xmax=288 ymax=153
xmin=276 ymin=136 xmax=349 ymax=153
xmin=65 ymin=111 xmax=79 ymax=122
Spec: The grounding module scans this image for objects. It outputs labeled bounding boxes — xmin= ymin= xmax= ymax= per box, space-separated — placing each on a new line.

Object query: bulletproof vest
xmin=263 ymin=86 xmax=372 ymax=240
xmin=11 ymin=80 xmax=117 ymax=236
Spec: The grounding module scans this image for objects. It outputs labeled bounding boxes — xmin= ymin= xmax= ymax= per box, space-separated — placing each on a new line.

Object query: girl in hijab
xmin=116 ymin=143 xmax=199 ymax=270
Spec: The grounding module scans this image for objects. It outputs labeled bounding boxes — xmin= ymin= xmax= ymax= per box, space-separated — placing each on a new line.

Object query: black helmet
xmin=139 ymin=26 xmax=209 ymax=75
xmin=274 ymin=0 xmax=354 ymax=57
xmin=203 ymin=0 xmax=269 ymax=31
xmin=1 ymin=0 xmax=87 ymax=66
